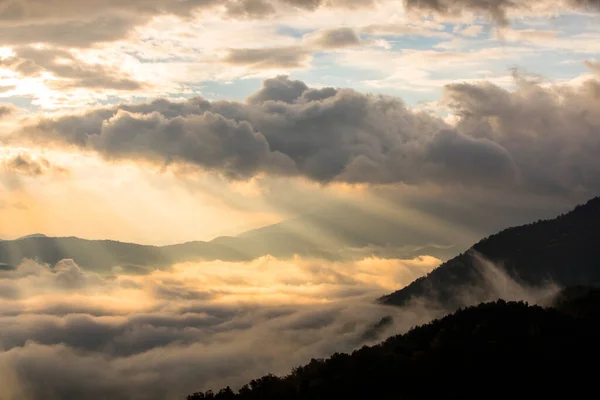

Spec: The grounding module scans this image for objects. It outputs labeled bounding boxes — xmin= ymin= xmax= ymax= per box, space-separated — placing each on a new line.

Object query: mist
xmin=0 ymin=251 xmax=562 ymax=400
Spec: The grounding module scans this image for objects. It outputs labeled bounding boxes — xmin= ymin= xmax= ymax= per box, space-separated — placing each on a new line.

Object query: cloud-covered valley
xmin=0 ymin=251 xmax=561 ymax=400
xmin=0 ymin=255 xmax=441 ymax=400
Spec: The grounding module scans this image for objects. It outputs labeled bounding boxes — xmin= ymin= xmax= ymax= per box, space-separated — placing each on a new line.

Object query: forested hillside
xmin=187 ymin=287 xmax=600 ymax=399
xmin=380 ymin=197 xmax=600 ymax=308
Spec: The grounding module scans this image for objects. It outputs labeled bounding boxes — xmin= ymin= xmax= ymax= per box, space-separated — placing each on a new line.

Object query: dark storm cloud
xmin=425 ymin=128 xmax=517 ymax=184
xmin=84 ymin=109 xmax=295 ymax=179
xmin=23 ymin=76 xmax=446 ymax=185
xmin=445 ymin=76 xmax=600 ymax=195
xmin=23 ymin=74 xmax=600 ymax=196
xmin=0 ymin=47 xmax=145 ymax=91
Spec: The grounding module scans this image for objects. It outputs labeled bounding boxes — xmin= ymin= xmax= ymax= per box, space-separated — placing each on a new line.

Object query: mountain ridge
xmin=379 ymin=196 xmax=600 ymax=308
xmin=0 ymin=202 xmax=470 ymax=271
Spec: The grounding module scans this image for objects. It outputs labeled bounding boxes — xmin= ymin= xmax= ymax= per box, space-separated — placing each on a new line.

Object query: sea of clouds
xmin=0 ymin=252 xmax=561 ymax=400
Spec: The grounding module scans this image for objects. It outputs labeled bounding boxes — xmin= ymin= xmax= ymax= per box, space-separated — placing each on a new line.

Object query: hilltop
xmin=380 ymin=197 xmax=600 ymax=308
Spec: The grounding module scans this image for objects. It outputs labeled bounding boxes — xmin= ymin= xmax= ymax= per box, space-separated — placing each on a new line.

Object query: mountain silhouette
xmin=187 ymin=287 xmax=600 ymax=399
xmin=0 ymin=236 xmax=253 ymax=273
xmin=380 ymin=197 xmax=600 ymax=308
xmin=0 ymin=202 xmax=467 ymax=272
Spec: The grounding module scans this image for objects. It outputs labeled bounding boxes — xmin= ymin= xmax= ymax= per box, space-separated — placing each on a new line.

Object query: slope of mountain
xmin=187 ymin=288 xmax=600 ymax=399
xmin=380 ymin=197 xmax=600 ymax=308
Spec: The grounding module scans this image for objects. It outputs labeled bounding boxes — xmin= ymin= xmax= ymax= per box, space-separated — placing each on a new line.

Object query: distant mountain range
xmin=380 ymin=197 xmax=600 ymax=308
xmin=0 ymin=202 xmax=466 ymax=273
xmin=4 ymin=197 xmax=597 ymax=289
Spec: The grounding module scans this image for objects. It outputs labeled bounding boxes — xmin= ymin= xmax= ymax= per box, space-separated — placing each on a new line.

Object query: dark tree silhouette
xmin=187 ymin=287 xmax=600 ymax=399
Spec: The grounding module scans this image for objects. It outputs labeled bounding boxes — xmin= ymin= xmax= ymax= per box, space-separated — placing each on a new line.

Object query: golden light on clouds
xmin=153 ymin=255 xmax=441 ymax=304
xmin=2 ymin=255 xmax=441 ymax=314
xmin=0 ymin=254 xmax=444 ymax=400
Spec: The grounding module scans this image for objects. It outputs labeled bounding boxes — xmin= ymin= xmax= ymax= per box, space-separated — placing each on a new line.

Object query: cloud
xmin=444 ymin=75 xmax=600 ymax=195
xmin=4 ymin=155 xmax=45 ymax=176
xmin=0 ymin=14 xmax=141 ymax=47
xmin=425 ymin=128 xmax=517 ymax=184
xmin=0 ymin=0 xmax=219 ymax=47
xmin=0 ymin=0 xmax=378 ymax=48
xmin=20 ymin=74 xmax=600 ymax=198
xmin=0 ymin=152 xmax=69 ymax=191
xmin=585 ymin=60 xmax=600 ymax=76
xmin=1 ymin=154 xmax=68 ymax=177
xmin=0 ymin=46 xmax=145 ymax=91
xmin=306 ymin=27 xmax=361 ymax=49
xmin=403 ymin=0 xmax=600 ymax=25
xmin=0 ymin=104 xmax=16 ymax=118
xmin=361 ymin=23 xmax=452 ymax=38
xmin=87 ymin=109 xmax=295 ymax=179
xmin=246 ymin=75 xmax=309 ymax=104
xmin=0 ymin=249 xmax=563 ymax=399
xmin=226 ymin=0 xmax=276 ymax=18
xmin=0 ymin=255 xmax=440 ymax=399
xmin=21 ymin=76 xmax=445 ymax=184
xmin=222 ymin=46 xmax=312 ymax=70
xmin=221 ymin=27 xmax=363 ymax=71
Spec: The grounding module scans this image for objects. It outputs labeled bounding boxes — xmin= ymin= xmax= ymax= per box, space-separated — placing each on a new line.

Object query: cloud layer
xmin=0 ymin=252 xmax=561 ymax=400
xmin=0 ymin=255 xmax=440 ymax=399
xmin=22 ymin=74 xmax=600 ymax=197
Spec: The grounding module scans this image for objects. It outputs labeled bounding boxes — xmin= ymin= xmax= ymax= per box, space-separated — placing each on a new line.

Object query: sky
xmin=0 ymin=0 xmax=599 ymax=245
xmin=0 ymin=2 xmax=599 ymax=398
